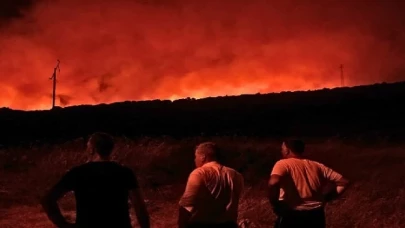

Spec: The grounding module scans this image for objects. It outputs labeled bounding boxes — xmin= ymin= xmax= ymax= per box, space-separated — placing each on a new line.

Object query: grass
xmin=1 ymin=136 xmax=405 ymax=228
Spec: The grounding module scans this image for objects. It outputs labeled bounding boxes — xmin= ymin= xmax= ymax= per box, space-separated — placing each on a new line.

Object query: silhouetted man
xmin=41 ymin=132 xmax=150 ymax=228
xmin=178 ymin=142 xmax=244 ymax=228
xmin=268 ymin=139 xmax=350 ymax=228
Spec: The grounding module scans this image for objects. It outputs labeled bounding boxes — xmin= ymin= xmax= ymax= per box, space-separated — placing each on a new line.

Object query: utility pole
xmin=340 ymin=64 xmax=344 ymax=87
xmin=49 ymin=59 xmax=60 ymax=109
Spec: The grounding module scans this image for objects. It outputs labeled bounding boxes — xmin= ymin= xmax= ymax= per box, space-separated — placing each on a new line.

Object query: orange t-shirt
xmin=271 ymin=158 xmax=343 ymax=210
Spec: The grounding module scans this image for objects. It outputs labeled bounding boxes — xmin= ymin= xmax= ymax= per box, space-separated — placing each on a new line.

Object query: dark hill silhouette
xmin=1 ymin=81 xmax=405 ymax=146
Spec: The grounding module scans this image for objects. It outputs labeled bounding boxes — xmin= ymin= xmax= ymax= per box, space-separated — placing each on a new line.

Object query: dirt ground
xmin=1 ymin=137 xmax=404 ymax=227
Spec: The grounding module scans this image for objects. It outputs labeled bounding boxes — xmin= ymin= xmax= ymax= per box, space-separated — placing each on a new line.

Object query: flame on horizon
xmin=1 ymin=0 xmax=405 ymax=110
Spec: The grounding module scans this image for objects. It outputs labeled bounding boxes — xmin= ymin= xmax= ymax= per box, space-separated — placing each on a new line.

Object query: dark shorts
xmin=274 ymin=207 xmax=325 ymax=228
xmin=187 ymin=221 xmax=238 ymax=228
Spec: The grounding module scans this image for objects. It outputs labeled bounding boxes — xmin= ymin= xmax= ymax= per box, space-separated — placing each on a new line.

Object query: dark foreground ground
xmin=1 ymin=136 xmax=404 ymax=228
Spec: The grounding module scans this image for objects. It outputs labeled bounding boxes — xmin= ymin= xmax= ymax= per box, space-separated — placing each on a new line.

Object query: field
xmin=1 ymin=136 xmax=405 ymax=228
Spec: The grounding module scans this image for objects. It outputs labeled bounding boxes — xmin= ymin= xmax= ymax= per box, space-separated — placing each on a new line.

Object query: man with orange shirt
xmin=268 ymin=139 xmax=350 ymax=228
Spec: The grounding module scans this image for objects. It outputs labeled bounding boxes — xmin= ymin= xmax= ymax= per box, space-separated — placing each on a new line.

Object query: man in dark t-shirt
xmin=41 ymin=132 xmax=150 ymax=228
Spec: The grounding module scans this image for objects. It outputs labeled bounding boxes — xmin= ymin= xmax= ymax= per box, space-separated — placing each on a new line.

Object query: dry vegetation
xmin=1 ymin=136 xmax=405 ymax=228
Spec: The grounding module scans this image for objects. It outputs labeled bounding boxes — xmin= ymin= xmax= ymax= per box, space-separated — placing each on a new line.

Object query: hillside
xmin=1 ymin=81 xmax=405 ymax=146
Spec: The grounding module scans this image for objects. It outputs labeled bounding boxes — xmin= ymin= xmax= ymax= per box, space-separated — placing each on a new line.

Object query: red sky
xmin=1 ymin=0 xmax=405 ymax=110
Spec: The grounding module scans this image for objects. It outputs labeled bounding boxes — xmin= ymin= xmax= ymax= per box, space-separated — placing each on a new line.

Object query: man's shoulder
xmin=67 ymin=163 xmax=87 ymax=173
xmin=112 ymin=162 xmax=132 ymax=171
xmin=64 ymin=163 xmax=94 ymax=176
xmin=189 ymin=165 xmax=215 ymax=178
xmin=74 ymin=161 xmax=133 ymax=173
xmin=222 ymin=166 xmax=244 ymax=187
xmin=275 ymin=158 xmax=322 ymax=167
xmin=302 ymin=159 xmax=327 ymax=168
xmin=190 ymin=166 xmax=206 ymax=176
xmin=276 ymin=158 xmax=314 ymax=165
xmin=111 ymin=162 xmax=136 ymax=176
xmin=274 ymin=158 xmax=290 ymax=166
xmin=308 ymin=160 xmax=335 ymax=172
xmin=271 ymin=159 xmax=291 ymax=175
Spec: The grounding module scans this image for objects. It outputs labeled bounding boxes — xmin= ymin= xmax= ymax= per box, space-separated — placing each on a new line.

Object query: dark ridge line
xmin=1 ymin=80 xmax=405 ymax=147
xmin=0 ymin=81 xmax=401 ymax=113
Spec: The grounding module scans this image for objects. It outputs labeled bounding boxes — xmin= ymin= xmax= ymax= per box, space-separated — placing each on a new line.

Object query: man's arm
xmin=268 ymin=174 xmax=285 ymax=216
xmin=239 ymin=173 xmax=245 ymax=200
xmin=323 ymin=176 xmax=350 ymax=202
xmin=268 ymin=161 xmax=287 ymax=216
xmin=178 ymin=170 xmax=204 ymax=228
xmin=41 ymin=171 xmax=75 ymax=228
xmin=178 ymin=206 xmax=192 ymax=228
xmin=126 ymin=169 xmax=150 ymax=228
xmin=129 ymin=188 xmax=150 ymax=228
xmin=321 ymin=165 xmax=351 ymax=202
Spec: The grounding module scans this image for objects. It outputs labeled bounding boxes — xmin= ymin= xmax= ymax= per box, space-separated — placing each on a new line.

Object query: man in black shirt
xmin=41 ymin=132 xmax=150 ymax=228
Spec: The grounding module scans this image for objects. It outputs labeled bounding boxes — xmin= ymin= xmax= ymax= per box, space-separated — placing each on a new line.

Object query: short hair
xmin=195 ymin=142 xmax=219 ymax=160
xmin=88 ymin=132 xmax=115 ymax=157
xmin=284 ymin=139 xmax=305 ymax=154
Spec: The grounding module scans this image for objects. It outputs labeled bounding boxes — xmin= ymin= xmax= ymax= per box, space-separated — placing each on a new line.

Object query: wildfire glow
xmin=1 ymin=0 xmax=405 ymax=110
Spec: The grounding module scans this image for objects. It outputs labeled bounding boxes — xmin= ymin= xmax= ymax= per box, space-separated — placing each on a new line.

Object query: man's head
xmin=87 ymin=132 xmax=115 ymax=159
xmin=281 ymin=139 xmax=305 ymax=158
xmin=194 ymin=142 xmax=220 ymax=167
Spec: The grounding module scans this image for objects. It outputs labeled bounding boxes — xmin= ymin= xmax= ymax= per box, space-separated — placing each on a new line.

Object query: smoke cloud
xmin=1 ymin=0 xmax=405 ymax=110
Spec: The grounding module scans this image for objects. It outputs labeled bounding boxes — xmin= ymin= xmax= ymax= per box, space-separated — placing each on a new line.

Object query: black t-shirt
xmin=54 ymin=161 xmax=139 ymax=228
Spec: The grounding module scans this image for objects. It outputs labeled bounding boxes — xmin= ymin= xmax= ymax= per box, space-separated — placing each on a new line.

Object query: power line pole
xmin=340 ymin=64 xmax=344 ymax=87
xmin=49 ymin=59 xmax=60 ymax=109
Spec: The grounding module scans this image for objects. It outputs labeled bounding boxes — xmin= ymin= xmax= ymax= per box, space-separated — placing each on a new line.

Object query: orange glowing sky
xmin=1 ymin=0 xmax=405 ymax=110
